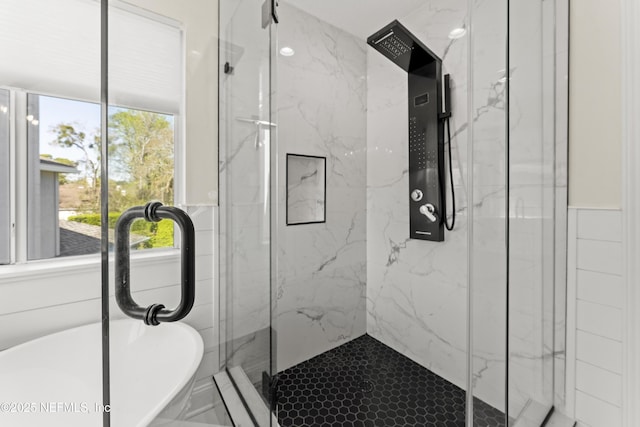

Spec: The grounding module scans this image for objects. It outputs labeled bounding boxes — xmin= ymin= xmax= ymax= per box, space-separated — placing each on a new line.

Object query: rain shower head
xmin=367 ymin=20 xmax=441 ymax=73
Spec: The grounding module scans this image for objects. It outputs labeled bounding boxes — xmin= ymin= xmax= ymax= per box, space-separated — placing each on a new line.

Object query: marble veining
xmin=287 ymin=155 xmax=326 ymax=224
xmin=276 ymin=2 xmax=368 ymax=372
xmin=366 ymin=0 xmax=471 ymax=397
xmin=219 ymin=0 xmax=563 ymax=420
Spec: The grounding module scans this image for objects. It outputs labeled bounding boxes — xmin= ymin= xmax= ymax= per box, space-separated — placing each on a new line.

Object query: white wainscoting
xmin=567 ymin=207 xmax=623 ymax=427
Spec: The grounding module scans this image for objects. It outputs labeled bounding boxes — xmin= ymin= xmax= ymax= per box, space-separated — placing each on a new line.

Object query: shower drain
xmin=360 ymin=380 xmax=374 ymax=393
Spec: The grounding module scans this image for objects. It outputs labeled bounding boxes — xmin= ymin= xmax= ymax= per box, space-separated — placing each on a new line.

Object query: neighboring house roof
xmin=59 ymin=220 xmax=150 ymax=257
xmin=39 ymin=158 xmax=79 ymax=174
xmin=59 ymin=223 xmax=101 ymax=257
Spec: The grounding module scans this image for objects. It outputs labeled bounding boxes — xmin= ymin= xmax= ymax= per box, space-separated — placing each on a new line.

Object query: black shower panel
xmin=368 ymin=21 xmax=448 ymax=242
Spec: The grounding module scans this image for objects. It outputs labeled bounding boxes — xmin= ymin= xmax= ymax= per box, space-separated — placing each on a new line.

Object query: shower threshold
xmin=276 ymin=334 xmax=507 ymax=427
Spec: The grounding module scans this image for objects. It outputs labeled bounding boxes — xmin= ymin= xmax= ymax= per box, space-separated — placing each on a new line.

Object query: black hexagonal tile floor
xmin=276 ymin=334 xmax=507 ymax=427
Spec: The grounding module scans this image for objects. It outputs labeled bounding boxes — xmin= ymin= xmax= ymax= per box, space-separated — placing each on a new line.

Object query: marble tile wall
xmin=366 ymin=0 xmax=470 ymax=393
xmin=275 ymin=3 xmax=368 ymax=372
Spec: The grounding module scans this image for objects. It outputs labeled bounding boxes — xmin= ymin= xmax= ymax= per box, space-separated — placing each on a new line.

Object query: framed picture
xmin=286 ymin=154 xmax=326 ymax=225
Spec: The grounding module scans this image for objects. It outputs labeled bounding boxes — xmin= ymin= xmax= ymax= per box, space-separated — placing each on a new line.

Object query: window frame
xmin=0 ymin=86 xmax=183 ymax=266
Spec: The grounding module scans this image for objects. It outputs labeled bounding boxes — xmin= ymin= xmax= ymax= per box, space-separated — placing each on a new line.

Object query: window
xmin=23 ymin=93 xmax=175 ymax=261
xmin=0 ymin=0 xmax=183 ymax=265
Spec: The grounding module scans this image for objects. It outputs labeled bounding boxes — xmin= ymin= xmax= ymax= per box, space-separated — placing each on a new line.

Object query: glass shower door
xmin=468 ymin=0 xmax=562 ymax=424
xmin=105 ymin=1 xmax=225 ymax=426
xmin=468 ymin=0 xmax=509 ymax=424
xmin=219 ymin=0 xmax=276 ymax=424
xmin=507 ymin=0 xmax=561 ymax=423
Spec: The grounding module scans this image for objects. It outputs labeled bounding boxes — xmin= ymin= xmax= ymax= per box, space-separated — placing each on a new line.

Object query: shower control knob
xmin=411 ymin=189 xmax=423 ymax=202
xmin=419 ymin=204 xmax=437 ymax=223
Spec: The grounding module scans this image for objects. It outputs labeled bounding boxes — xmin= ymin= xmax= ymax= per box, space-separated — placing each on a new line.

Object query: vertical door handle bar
xmin=115 ymin=202 xmax=195 ymax=325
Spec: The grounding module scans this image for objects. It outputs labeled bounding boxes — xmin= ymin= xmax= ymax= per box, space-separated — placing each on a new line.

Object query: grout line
xmin=575 ymin=236 xmax=623 ymax=244
xmin=575 ymin=295 xmax=623 ymax=310
xmin=0 ymin=282 xmax=214 ymax=318
xmin=574 ymin=389 xmax=622 ymax=409
xmin=575 ymin=267 xmax=623 ymax=278
xmin=575 ymin=327 xmax=622 ymax=343
xmin=574 ymin=357 xmax=622 ymax=376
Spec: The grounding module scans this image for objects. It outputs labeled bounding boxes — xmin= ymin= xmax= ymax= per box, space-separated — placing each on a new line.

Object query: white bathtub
xmin=0 ymin=319 xmax=204 ymax=427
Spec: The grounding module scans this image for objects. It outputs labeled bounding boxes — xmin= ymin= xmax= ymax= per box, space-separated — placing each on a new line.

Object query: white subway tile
xmin=195 ymin=350 xmax=218 ymax=381
xmin=575 ymin=361 xmax=622 ymax=406
xmin=575 ymin=390 xmax=622 ymax=427
xmin=577 ymin=209 xmax=622 ymax=242
xmin=576 ymin=330 xmax=622 ymax=374
xmin=186 ymin=205 xmax=216 ymax=231
xmin=576 ymin=269 xmax=623 ymax=308
xmin=576 ymin=239 xmax=622 ymax=275
xmin=576 ymin=300 xmax=622 ymax=341
xmin=0 ymin=299 xmax=102 ymax=350
xmin=0 ymin=269 xmax=100 ymax=315
xmin=195 ymin=230 xmax=215 ymax=256
xmin=199 ymin=327 xmax=218 ymax=353
xmin=196 ymin=254 xmax=215 ymax=281
xmin=184 ymin=303 xmax=215 ymax=331
xmin=196 ymin=279 xmax=214 ymax=306
xmin=112 ymin=254 xmax=182 ymax=296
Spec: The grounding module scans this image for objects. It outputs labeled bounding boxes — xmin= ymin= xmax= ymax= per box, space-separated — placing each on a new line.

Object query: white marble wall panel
xmin=276 ymin=3 xmax=368 ymax=372
xmin=366 ymin=0 xmax=470 ymax=392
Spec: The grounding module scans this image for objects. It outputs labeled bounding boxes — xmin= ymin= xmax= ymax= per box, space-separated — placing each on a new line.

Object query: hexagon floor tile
xmin=276 ymin=334 xmax=507 ymax=427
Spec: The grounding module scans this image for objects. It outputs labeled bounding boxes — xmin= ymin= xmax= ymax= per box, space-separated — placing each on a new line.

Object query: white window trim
xmin=13 ymin=90 xmax=27 ymax=264
xmin=8 ymin=89 xmax=16 ymax=264
xmin=0 ymin=247 xmax=180 ymax=283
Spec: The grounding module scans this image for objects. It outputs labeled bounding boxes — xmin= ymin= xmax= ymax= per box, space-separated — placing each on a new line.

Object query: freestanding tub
xmin=0 ymin=319 xmax=204 ymax=427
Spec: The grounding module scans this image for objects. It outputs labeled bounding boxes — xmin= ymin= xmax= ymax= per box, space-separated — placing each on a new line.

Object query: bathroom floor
xmin=276 ymin=334 xmax=506 ymax=427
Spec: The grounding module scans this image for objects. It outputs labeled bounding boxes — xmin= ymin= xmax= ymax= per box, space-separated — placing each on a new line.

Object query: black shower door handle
xmin=115 ymin=202 xmax=195 ymax=326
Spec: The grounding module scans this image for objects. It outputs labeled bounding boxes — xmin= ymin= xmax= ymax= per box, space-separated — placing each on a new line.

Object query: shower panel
xmin=367 ymin=20 xmax=451 ymax=242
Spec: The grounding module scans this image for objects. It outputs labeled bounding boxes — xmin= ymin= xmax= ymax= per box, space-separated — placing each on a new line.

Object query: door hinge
xmin=262 ymin=371 xmax=280 ymax=411
xmin=262 ymin=0 xmax=279 ymax=28
xmin=272 ymin=0 xmax=279 ymax=24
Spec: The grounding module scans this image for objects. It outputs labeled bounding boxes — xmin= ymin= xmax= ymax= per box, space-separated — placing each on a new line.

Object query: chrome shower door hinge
xmin=262 ymin=0 xmax=279 ymax=28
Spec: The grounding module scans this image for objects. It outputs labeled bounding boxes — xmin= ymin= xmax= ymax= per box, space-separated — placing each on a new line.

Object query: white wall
xmin=122 ymin=0 xmax=219 ymax=206
xmin=566 ymin=2 xmax=625 ymax=424
xmin=566 ymin=208 xmax=623 ymax=427
xmin=569 ymin=0 xmax=621 ymax=208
